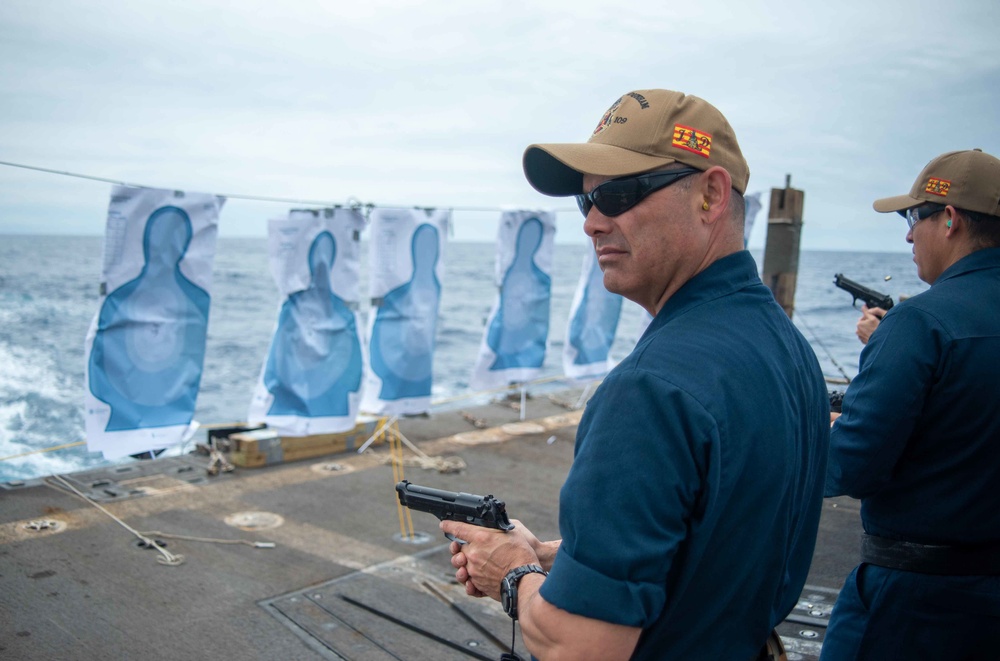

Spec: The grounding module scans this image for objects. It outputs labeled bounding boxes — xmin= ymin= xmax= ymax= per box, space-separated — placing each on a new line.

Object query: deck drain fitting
xmin=392 ymin=531 xmax=433 ymax=545
xmin=23 ymin=519 xmax=65 ymax=533
xmin=310 ymin=462 xmax=355 ymax=475
xmin=224 ymin=511 xmax=285 ymax=531
xmin=136 ymin=538 xmax=168 ymax=550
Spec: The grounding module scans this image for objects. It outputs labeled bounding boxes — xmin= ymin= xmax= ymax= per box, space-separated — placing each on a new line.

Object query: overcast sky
xmin=1 ymin=0 xmax=997 ymax=251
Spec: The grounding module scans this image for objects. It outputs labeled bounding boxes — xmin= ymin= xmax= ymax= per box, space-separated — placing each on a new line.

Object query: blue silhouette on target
xmin=487 ymin=217 xmax=551 ymax=370
xmin=88 ymin=206 xmax=210 ymax=431
xmin=568 ymin=253 xmax=622 ymax=365
xmin=263 ymin=231 xmax=362 ymax=417
xmin=369 ymin=223 xmax=442 ymax=400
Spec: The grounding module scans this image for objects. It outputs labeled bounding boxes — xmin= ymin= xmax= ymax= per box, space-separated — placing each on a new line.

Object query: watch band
xmin=501 ymin=564 xmax=548 ymax=620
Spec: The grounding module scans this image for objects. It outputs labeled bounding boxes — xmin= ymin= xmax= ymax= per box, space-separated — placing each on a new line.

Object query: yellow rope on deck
xmin=0 ymin=440 xmax=85 ymax=463
xmin=385 ymin=416 xmax=416 ymax=541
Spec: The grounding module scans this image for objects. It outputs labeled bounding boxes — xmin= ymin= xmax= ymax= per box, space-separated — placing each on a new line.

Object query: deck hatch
xmin=261 ymin=546 xmax=523 ymax=661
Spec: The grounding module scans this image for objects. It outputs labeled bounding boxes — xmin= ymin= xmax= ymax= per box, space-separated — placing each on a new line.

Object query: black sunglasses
xmin=576 ymin=167 xmax=701 ymax=218
xmin=905 ymin=203 xmax=947 ymax=229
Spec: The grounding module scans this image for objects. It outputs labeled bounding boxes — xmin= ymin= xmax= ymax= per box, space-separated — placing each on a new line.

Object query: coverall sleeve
xmin=826 ymin=305 xmax=943 ymax=498
xmin=540 ymin=368 xmax=714 ymax=626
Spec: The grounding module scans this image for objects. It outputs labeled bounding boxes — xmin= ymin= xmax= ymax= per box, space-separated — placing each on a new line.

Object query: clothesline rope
xmin=0 ymin=158 xmax=576 ymax=214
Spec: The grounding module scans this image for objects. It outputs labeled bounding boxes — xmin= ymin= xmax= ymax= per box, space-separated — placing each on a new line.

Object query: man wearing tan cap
xmin=823 ymin=149 xmax=1000 ymax=660
xmin=443 ymin=90 xmax=830 ymax=660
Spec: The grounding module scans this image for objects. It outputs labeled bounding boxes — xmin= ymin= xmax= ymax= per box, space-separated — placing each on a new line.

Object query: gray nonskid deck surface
xmin=0 ymin=391 xmax=859 ymax=660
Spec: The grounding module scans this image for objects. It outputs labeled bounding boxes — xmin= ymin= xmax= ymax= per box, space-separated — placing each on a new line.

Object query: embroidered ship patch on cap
xmin=925 ymin=177 xmax=952 ymax=197
xmin=672 ymin=124 xmax=712 ymax=158
xmin=593 ymin=97 xmax=623 ymax=136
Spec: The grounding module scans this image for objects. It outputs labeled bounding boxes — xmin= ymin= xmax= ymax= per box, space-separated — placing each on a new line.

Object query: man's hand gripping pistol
xmin=395 ymin=480 xmax=514 ymax=543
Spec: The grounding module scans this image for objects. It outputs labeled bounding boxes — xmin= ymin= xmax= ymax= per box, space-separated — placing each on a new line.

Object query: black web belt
xmin=861 ymin=533 xmax=1000 ymax=576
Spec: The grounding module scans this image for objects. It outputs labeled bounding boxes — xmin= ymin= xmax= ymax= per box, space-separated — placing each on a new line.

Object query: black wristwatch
xmin=500 ymin=564 xmax=548 ymax=620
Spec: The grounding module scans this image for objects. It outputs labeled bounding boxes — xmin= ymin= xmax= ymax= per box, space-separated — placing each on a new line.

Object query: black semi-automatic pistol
xmin=395 ymin=480 xmax=514 ymax=541
xmin=834 ymin=273 xmax=894 ymax=311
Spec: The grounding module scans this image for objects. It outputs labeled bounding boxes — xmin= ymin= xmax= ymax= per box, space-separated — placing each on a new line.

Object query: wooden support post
xmin=761 ymin=174 xmax=805 ymax=319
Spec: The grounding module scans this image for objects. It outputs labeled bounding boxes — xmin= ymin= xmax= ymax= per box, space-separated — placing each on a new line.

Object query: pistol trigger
xmin=444 ymin=532 xmax=468 ymax=545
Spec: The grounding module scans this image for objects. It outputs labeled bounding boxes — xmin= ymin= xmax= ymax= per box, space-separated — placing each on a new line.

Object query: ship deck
xmin=0 ymin=388 xmax=860 ymax=660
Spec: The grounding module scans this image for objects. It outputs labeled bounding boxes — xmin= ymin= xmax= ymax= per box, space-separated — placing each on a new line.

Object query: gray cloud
xmin=1 ymin=0 xmax=998 ymax=250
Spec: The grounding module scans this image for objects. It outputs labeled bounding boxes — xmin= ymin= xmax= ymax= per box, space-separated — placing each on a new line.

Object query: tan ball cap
xmin=523 ymin=89 xmax=750 ymax=196
xmin=873 ymin=148 xmax=1000 ymax=216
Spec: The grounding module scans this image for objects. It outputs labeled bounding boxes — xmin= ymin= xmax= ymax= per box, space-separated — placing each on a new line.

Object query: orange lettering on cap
xmin=925 ymin=177 xmax=951 ymax=197
xmin=672 ymin=124 xmax=712 ymax=158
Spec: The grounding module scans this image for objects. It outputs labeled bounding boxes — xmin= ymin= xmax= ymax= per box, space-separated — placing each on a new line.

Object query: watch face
xmin=501 ymin=578 xmax=513 ymax=614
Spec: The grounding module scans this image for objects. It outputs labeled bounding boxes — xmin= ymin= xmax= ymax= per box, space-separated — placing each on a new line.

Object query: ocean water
xmin=0 ymin=235 xmax=926 ymax=482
